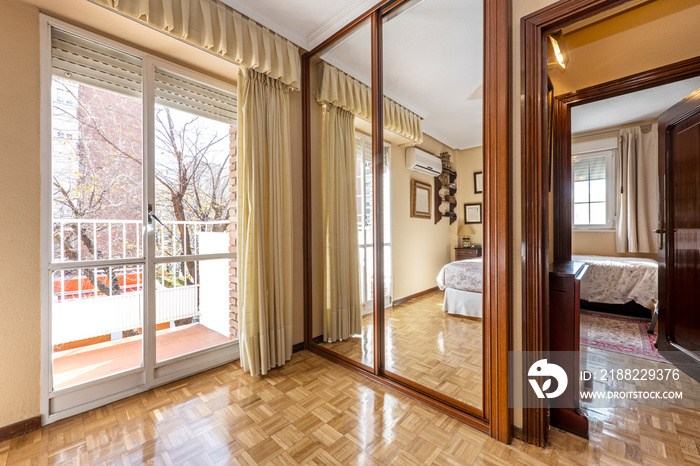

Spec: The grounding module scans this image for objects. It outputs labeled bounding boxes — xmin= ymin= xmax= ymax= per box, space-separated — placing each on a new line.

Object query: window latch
xmin=148 ymin=204 xmax=173 ymax=234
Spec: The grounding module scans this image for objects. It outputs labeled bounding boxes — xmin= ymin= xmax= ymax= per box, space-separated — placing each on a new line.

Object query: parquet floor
xmin=318 ymin=291 xmax=482 ymax=409
xmin=3 ymin=349 xmax=700 ymax=465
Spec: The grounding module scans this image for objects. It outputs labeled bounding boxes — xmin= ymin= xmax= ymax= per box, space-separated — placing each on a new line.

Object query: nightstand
xmin=455 ymin=247 xmax=482 ymax=260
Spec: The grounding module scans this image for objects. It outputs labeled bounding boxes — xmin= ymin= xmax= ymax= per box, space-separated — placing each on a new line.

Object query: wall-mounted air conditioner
xmin=405 ymin=147 xmax=442 ymax=176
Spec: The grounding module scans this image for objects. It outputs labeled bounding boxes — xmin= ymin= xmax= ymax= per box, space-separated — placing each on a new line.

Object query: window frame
xmin=355 ymin=132 xmax=392 ymax=309
xmin=40 ymin=14 xmax=239 ymax=425
xmin=571 ymin=144 xmax=617 ymax=231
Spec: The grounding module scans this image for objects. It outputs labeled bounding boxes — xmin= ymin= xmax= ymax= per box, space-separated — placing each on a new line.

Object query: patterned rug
xmin=580 ymin=310 xmax=666 ymax=362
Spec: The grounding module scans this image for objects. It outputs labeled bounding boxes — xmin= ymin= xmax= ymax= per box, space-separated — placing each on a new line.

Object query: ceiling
xmin=321 ymin=0 xmax=483 ymax=150
xmin=222 ymin=0 xmax=379 ymax=51
xmin=226 ymin=0 xmax=484 ymax=150
xmin=571 ymin=76 xmax=700 ymax=134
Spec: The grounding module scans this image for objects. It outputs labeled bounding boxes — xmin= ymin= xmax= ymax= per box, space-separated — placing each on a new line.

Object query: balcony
xmin=53 ymin=323 xmax=232 ymax=390
xmin=50 ymin=218 xmax=235 ymax=391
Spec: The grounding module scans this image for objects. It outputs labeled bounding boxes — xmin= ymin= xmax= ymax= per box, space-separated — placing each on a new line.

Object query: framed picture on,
xmin=474 ymin=171 xmax=483 ymax=194
xmin=464 ymin=203 xmax=482 ymax=224
xmin=410 ymin=179 xmax=432 ymax=219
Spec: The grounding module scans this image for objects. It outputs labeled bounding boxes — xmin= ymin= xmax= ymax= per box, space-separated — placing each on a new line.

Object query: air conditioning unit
xmin=405 ymin=147 xmax=443 ymax=176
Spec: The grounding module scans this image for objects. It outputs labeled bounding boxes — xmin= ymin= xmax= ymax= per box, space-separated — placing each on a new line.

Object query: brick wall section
xmin=229 ymin=126 xmax=239 ymax=339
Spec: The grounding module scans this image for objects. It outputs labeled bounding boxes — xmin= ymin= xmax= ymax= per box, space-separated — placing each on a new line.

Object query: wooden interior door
xmin=658 ymin=88 xmax=700 ymax=378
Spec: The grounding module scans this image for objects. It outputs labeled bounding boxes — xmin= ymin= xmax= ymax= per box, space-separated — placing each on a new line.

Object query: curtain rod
xmin=572 ymin=123 xmax=652 ymax=140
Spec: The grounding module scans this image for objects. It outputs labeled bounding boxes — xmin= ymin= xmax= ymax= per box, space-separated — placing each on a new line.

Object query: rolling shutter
xmin=51 ymin=28 xmax=142 ymax=98
xmin=51 ymin=28 xmax=237 ymax=125
xmin=155 ymin=68 xmax=237 ymax=125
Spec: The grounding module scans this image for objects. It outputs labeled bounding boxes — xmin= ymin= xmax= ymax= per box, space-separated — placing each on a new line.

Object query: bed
xmin=572 ymin=254 xmax=658 ymax=315
xmin=436 ymin=258 xmax=483 ymax=318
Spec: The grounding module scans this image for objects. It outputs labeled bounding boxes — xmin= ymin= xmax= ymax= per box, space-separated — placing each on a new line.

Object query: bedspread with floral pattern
xmin=436 ymin=258 xmax=483 ymax=293
xmin=573 ymin=255 xmax=658 ymax=310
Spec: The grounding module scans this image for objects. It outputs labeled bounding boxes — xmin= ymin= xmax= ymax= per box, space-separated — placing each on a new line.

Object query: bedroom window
xmin=572 ymin=149 xmax=615 ymax=229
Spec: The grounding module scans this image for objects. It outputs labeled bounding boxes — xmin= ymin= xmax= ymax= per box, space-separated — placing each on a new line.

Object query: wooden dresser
xmin=549 ymin=260 xmax=589 ymax=438
xmin=455 ymin=247 xmax=482 ymax=260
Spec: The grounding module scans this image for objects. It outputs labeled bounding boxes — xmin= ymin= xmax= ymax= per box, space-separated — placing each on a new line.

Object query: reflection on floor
xmin=53 ymin=323 xmax=231 ymax=390
xmin=577 ymin=345 xmax=700 ymax=464
xmin=5 ymin=350 xmax=700 ymax=465
xmin=318 ymin=291 xmax=482 ymax=409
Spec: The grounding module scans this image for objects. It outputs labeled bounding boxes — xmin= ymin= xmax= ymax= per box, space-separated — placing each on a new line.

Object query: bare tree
xmin=154 ymin=107 xmax=230 ymax=282
xmin=51 ymin=77 xmax=232 ymax=292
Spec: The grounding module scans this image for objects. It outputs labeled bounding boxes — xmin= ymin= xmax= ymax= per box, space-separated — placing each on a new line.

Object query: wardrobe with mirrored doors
xmin=302 ymin=0 xmax=511 ymax=441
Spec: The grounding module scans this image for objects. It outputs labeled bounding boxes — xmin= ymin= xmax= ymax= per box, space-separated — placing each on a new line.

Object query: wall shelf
xmin=434 ymin=169 xmax=457 ymax=225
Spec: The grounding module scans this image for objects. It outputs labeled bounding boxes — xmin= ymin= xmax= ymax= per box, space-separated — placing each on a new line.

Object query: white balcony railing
xmin=52 ymin=285 xmax=199 ymax=345
xmin=52 ymin=218 xmax=230 ymax=262
xmin=51 ymin=218 xmax=232 ymax=346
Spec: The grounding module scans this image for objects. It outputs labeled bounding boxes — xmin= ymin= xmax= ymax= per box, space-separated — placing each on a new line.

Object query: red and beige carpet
xmin=580 ymin=310 xmax=666 ymax=362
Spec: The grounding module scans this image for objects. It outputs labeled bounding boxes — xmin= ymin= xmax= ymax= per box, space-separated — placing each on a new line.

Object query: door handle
xmin=653 ymin=221 xmax=664 ymax=250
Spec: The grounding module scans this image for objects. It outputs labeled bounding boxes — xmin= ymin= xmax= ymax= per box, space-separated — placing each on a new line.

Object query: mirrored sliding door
xmin=303 ymin=0 xmax=510 ymax=439
xmin=309 ymin=17 xmax=376 ymax=369
xmin=381 ymin=0 xmax=485 ymax=412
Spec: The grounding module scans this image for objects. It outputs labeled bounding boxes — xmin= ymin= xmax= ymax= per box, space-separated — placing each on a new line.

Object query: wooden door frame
xmin=522 ymin=0 xmax=700 ymax=446
xmin=552 ymin=56 xmax=700 ymax=263
xmin=657 ymin=87 xmax=700 ymax=381
xmin=302 ymin=0 xmax=512 ymax=443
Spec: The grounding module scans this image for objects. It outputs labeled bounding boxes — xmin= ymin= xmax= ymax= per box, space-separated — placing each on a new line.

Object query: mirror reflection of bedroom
xmin=548 ymin=0 xmax=700 ymax=437
xmin=312 ymin=0 xmax=485 ymax=410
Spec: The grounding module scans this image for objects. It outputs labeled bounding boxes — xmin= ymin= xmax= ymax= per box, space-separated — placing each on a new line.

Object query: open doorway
xmin=522 ymin=0 xmax=700 ymax=449
xmin=555 ymin=75 xmax=700 ymax=439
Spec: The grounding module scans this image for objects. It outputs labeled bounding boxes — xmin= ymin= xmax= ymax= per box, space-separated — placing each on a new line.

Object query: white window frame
xmin=571 ymin=137 xmax=617 ymax=231
xmin=355 ymin=133 xmax=392 ymax=312
xmin=40 ymin=14 xmax=239 ymax=425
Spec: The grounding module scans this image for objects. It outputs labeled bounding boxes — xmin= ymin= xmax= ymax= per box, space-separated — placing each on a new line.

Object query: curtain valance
xmin=89 ymin=0 xmax=301 ymax=89
xmin=315 ymin=62 xmax=423 ymax=144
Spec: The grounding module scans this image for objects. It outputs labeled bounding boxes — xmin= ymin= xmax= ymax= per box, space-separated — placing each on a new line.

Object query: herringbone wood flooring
xmin=318 ymin=291 xmax=483 ymax=409
xmin=3 ymin=348 xmax=700 ymax=465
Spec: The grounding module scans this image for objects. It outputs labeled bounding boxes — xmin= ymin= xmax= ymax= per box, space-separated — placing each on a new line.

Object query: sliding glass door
xmin=44 ymin=20 xmax=237 ymax=422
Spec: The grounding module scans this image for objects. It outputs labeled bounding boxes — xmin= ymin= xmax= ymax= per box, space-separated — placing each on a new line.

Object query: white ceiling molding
xmin=222 ymin=0 xmax=310 ymax=48
xmin=222 ymin=0 xmax=379 ymax=51
xmin=306 ymin=0 xmax=379 ymax=50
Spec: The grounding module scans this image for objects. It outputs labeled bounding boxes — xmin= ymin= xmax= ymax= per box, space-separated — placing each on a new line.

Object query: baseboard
xmin=512 ymin=425 xmax=525 ymax=441
xmin=292 ymin=342 xmax=305 ymax=353
xmin=0 ymin=416 xmax=41 ymax=442
xmin=393 ymin=286 xmax=439 ymax=307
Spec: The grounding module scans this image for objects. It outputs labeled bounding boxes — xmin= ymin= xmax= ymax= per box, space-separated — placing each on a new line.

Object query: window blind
xmin=155 ymin=69 xmax=237 ymax=125
xmin=51 ymin=28 xmax=142 ymax=98
xmin=51 ymin=28 xmax=237 ymax=125
xmin=574 ymin=155 xmax=606 ymax=181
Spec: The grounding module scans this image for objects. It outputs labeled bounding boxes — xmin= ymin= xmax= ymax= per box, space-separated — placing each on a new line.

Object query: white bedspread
xmin=442 ymin=287 xmax=482 ymax=318
xmin=436 ymin=258 xmax=482 ymax=293
xmin=572 ymin=254 xmax=658 ymax=310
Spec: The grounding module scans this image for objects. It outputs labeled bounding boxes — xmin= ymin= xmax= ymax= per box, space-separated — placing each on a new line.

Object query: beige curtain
xmin=322 ymin=105 xmax=362 ymax=342
xmin=315 ymin=62 xmax=423 ymax=144
xmin=90 ymin=0 xmax=301 ymax=88
xmin=237 ymin=68 xmax=293 ymax=375
xmin=616 ymin=124 xmax=659 ymax=253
